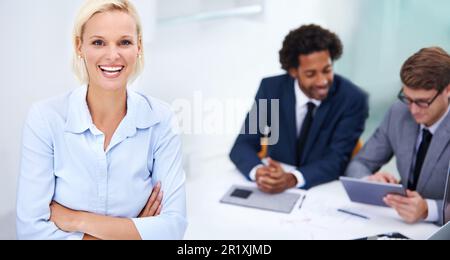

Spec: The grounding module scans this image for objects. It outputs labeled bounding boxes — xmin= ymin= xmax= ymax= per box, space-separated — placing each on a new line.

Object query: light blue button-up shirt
xmin=16 ymin=86 xmax=187 ymax=240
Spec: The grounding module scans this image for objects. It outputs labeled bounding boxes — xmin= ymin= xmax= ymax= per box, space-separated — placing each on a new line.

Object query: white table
xmin=184 ymin=156 xmax=439 ymax=240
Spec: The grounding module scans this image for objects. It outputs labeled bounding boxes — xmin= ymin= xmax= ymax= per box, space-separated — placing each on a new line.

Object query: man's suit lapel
xmin=301 ymin=99 xmax=332 ymax=163
xmin=417 ymin=111 xmax=450 ymax=191
xmin=300 ymin=82 xmax=336 ymax=164
xmin=400 ymin=117 xmax=419 ymax=188
xmin=281 ymin=77 xmax=297 ymax=157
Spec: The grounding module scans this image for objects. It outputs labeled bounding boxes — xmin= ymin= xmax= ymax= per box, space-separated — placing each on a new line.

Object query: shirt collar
xmin=64 ymin=85 xmax=161 ymax=135
xmin=420 ymin=105 xmax=450 ymax=135
xmin=294 ymin=80 xmax=321 ymax=108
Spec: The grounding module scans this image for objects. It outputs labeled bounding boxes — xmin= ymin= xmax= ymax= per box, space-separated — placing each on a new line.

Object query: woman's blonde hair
xmin=72 ymin=0 xmax=144 ymax=84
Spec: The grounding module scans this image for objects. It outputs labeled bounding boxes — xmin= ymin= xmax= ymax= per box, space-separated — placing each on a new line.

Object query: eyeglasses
xmin=397 ymin=89 xmax=443 ymax=108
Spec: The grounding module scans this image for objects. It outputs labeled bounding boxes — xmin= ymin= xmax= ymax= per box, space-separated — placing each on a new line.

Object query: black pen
xmin=337 ymin=208 xmax=369 ymax=220
xmin=298 ymin=194 xmax=306 ymax=209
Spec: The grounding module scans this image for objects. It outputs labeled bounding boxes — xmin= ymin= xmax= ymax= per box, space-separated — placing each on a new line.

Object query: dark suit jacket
xmin=230 ymin=73 xmax=369 ymax=189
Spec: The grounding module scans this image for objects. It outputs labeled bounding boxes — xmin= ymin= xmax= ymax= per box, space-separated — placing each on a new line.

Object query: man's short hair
xmin=279 ymin=24 xmax=343 ymax=71
xmin=400 ymin=47 xmax=450 ymax=91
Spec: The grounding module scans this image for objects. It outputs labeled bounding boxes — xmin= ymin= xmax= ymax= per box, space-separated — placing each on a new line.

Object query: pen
xmin=337 ymin=208 xmax=370 ymax=220
xmin=258 ymin=126 xmax=270 ymax=159
xmin=298 ymin=194 xmax=306 ymax=209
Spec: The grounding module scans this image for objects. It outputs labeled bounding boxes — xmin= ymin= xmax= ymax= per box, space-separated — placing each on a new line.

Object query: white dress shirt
xmin=250 ymin=80 xmax=321 ymax=188
xmin=414 ymin=106 xmax=450 ymax=222
xmin=17 ymin=86 xmax=187 ymax=240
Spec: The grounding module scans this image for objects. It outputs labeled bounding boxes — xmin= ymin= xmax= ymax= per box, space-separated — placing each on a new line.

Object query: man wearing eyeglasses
xmin=346 ymin=47 xmax=450 ymax=225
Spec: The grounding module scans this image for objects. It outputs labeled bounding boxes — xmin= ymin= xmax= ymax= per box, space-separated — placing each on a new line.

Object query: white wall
xmin=0 ymin=0 xmax=361 ymax=239
xmin=0 ymin=0 xmax=79 ymax=239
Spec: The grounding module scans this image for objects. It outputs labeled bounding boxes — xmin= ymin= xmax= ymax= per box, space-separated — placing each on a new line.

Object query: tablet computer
xmin=340 ymin=176 xmax=406 ymax=207
xmin=220 ymin=185 xmax=301 ymax=213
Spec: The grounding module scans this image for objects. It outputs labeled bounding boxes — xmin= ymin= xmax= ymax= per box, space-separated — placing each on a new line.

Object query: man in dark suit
xmin=230 ymin=24 xmax=369 ymax=193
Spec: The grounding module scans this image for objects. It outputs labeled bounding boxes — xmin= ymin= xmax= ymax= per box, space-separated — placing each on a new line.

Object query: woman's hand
xmin=138 ymin=181 xmax=163 ymax=217
xmin=50 ymin=201 xmax=83 ymax=233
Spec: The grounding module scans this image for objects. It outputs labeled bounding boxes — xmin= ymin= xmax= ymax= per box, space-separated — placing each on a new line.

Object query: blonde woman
xmin=16 ymin=0 xmax=187 ymax=240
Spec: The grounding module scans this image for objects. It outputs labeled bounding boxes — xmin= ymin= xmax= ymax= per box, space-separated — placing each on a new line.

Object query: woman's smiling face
xmin=77 ymin=10 xmax=141 ymax=91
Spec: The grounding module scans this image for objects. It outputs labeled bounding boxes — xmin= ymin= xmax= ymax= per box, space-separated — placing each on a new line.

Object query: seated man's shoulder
xmin=262 ymin=73 xmax=291 ymax=83
xmin=334 ymin=74 xmax=367 ymax=99
xmin=258 ymin=74 xmax=293 ymax=97
xmin=389 ymin=100 xmax=411 ymax=116
xmin=261 ymin=74 xmax=292 ymax=88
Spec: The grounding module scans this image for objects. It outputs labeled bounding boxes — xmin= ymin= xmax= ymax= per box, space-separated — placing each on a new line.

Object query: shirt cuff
xmin=424 ymin=199 xmax=439 ymax=222
xmin=274 ymin=161 xmax=306 ymax=188
xmin=249 ymin=164 xmax=264 ymax=181
xmin=290 ymin=170 xmax=306 ymax=188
